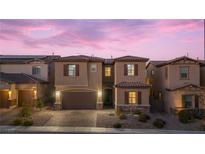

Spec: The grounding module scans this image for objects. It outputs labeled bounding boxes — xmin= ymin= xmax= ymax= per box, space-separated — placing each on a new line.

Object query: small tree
xmin=35 ymin=98 xmax=44 ymax=110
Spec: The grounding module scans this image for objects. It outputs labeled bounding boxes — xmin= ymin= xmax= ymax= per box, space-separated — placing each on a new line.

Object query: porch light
xmin=56 ymin=91 xmax=60 ymax=97
xmin=8 ymin=90 xmax=12 ymax=100
xmin=34 ymin=90 xmax=37 ymax=95
xmin=97 ymin=90 xmax=102 ymax=97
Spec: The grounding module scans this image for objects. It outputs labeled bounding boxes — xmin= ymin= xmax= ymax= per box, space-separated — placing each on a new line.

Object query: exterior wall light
xmin=33 ymin=90 xmax=37 ymax=99
xmin=98 ymin=90 xmax=102 ymax=97
xmin=56 ymin=91 xmax=60 ymax=97
xmin=8 ymin=90 xmax=12 ymax=100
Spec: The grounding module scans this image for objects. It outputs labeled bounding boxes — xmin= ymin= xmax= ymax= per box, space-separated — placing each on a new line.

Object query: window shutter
xmin=125 ymin=91 xmax=129 ymax=104
xmin=134 ymin=64 xmax=138 ymax=76
xmin=63 ymin=64 xmax=68 ymax=76
xmin=76 ymin=64 xmax=79 ymax=76
xmin=138 ymin=91 xmax=142 ymax=104
xmin=124 ymin=64 xmax=127 ymax=76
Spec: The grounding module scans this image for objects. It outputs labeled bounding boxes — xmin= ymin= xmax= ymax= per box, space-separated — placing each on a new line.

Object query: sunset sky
xmin=0 ymin=19 xmax=204 ymax=60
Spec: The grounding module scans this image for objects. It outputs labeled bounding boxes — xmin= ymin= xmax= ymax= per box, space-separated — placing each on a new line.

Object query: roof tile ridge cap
xmin=21 ymin=73 xmax=38 ymax=83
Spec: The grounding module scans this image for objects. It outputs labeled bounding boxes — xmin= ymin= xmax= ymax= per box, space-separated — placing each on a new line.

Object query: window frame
xmin=68 ymin=64 xmax=76 ymax=76
xmin=127 ymin=64 xmax=135 ymax=76
xmin=32 ymin=66 xmax=41 ymax=75
xmin=105 ymin=66 xmax=111 ymax=77
xmin=182 ymin=95 xmax=193 ymax=108
xmin=90 ymin=64 xmax=97 ymax=72
xmin=179 ymin=66 xmax=189 ymax=80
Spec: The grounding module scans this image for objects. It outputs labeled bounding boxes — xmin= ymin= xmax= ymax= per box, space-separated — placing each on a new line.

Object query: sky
xmin=0 ymin=19 xmax=204 ymax=60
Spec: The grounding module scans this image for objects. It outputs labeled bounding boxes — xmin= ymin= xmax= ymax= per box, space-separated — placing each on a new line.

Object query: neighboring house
xmin=52 ymin=55 xmax=104 ymax=110
xmin=0 ymin=55 xmax=59 ymax=108
xmin=200 ymin=60 xmax=205 ymax=87
xmin=147 ymin=56 xmax=205 ymax=113
xmin=114 ymin=56 xmax=150 ymax=111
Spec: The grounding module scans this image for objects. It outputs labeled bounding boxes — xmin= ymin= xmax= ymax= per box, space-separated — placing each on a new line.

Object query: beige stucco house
xmin=0 ymin=55 xmax=58 ymax=108
xmin=114 ymin=56 xmax=150 ymax=111
xmin=51 ymin=55 xmax=104 ymax=110
xmin=147 ymin=56 xmax=205 ymax=113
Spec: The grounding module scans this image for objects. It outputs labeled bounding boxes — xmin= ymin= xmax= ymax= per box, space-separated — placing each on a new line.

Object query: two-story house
xmin=147 ymin=56 xmax=205 ymax=113
xmin=52 ymin=55 xmax=104 ymax=110
xmin=0 ymin=55 xmax=58 ymax=108
xmin=114 ymin=56 xmax=150 ymax=111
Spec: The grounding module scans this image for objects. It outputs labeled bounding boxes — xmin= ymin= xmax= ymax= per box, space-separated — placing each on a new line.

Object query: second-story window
xmin=165 ymin=67 xmax=168 ymax=80
xmin=127 ymin=64 xmax=135 ymax=76
xmin=32 ymin=66 xmax=41 ymax=75
xmin=105 ymin=66 xmax=111 ymax=77
xmin=64 ymin=64 xmax=79 ymax=76
xmin=90 ymin=64 xmax=97 ymax=72
xmin=180 ymin=66 xmax=189 ymax=79
xmin=68 ymin=64 xmax=76 ymax=76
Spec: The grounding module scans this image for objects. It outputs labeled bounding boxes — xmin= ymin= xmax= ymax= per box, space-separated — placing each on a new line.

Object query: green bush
xmin=134 ymin=109 xmax=142 ymax=115
xmin=138 ymin=113 xmax=150 ymax=123
xmin=35 ymin=98 xmax=44 ymax=109
xmin=119 ymin=113 xmax=127 ymax=120
xmin=178 ymin=110 xmax=193 ymax=124
xmin=113 ymin=123 xmax=122 ymax=128
xmin=23 ymin=119 xmax=33 ymax=126
xmin=20 ymin=106 xmax=32 ymax=117
xmin=13 ymin=118 xmax=24 ymax=126
xmin=153 ymin=119 xmax=166 ymax=129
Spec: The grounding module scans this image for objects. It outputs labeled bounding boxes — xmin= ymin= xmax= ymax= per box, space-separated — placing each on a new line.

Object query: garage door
xmin=18 ymin=90 xmax=33 ymax=107
xmin=62 ymin=91 xmax=97 ymax=109
xmin=0 ymin=91 xmax=9 ymax=108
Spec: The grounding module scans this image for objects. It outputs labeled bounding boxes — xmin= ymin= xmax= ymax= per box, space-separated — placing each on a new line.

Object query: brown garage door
xmin=0 ymin=91 xmax=9 ymax=108
xmin=18 ymin=90 xmax=33 ymax=107
xmin=62 ymin=91 xmax=97 ymax=109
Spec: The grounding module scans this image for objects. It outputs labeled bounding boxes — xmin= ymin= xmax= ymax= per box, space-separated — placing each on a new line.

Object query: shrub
xmin=35 ymin=98 xmax=44 ymax=109
xmin=23 ymin=119 xmax=33 ymax=126
xmin=20 ymin=106 xmax=32 ymax=117
xmin=178 ymin=110 xmax=193 ymax=124
xmin=138 ymin=113 xmax=150 ymax=123
xmin=13 ymin=118 xmax=24 ymax=126
xmin=134 ymin=109 xmax=142 ymax=115
xmin=113 ymin=123 xmax=122 ymax=128
xmin=119 ymin=113 xmax=127 ymax=119
xmin=153 ymin=119 xmax=166 ymax=129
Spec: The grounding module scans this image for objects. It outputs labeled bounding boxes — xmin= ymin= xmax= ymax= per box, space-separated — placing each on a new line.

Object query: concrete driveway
xmin=44 ymin=110 xmax=98 ymax=127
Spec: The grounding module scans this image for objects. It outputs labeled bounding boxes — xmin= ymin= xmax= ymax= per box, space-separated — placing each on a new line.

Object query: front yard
xmin=0 ymin=107 xmax=204 ymax=131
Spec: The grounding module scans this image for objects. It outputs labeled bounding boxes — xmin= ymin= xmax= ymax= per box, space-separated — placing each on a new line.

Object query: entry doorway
xmin=103 ymin=89 xmax=113 ymax=108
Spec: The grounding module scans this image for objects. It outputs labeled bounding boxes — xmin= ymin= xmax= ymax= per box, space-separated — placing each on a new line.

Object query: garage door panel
xmin=62 ymin=91 xmax=97 ymax=109
xmin=18 ymin=90 xmax=33 ymax=107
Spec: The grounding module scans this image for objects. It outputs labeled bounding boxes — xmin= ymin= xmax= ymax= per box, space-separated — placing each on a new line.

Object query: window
xmin=151 ymin=70 xmax=155 ymax=75
xmin=127 ymin=64 xmax=135 ymax=76
xmin=165 ymin=67 xmax=168 ymax=79
xmin=128 ymin=92 xmax=137 ymax=104
xmin=68 ymin=64 xmax=76 ymax=76
xmin=180 ymin=66 xmax=189 ymax=79
xmin=105 ymin=66 xmax=111 ymax=77
xmin=182 ymin=95 xmax=192 ymax=108
xmin=90 ymin=64 xmax=97 ymax=72
xmin=32 ymin=66 xmax=41 ymax=75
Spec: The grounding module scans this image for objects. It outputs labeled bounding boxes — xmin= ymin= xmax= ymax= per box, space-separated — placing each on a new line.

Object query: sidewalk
xmin=0 ymin=126 xmax=204 ymax=134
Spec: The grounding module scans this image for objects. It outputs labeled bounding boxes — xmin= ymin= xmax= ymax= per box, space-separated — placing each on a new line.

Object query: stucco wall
xmin=0 ymin=63 xmax=48 ymax=81
xmin=54 ymin=62 xmax=102 ymax=91
xmin=114 ymin=62 xmax=147 ymax=84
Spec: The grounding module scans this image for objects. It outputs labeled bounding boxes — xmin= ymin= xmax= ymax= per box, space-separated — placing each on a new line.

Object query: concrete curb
xmin=0 ymin=126 xmax=204 ymax=134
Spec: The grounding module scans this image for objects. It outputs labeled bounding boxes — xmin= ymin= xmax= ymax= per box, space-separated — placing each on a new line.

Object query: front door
xmin=195 ymin=95 xmax=199 ymax=108
xmin=103 ymin=89 xmax=113 ymax=108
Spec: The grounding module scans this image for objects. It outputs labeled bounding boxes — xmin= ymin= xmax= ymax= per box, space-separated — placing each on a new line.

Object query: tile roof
xmin=115 ymin=82 xmax=151 ymax=88
xmin=115 ymin=56 xmax=149 ymax=62
xmin=56 ymin=55 xmax=104 ymax=62
xmin=0 ymin=72 xmax=47 ymax=84
xmin=166 ymin=84 xmax=205 ymax=91
xmin=155 ymin=56 xmax=202 ymax=67
xmin=0 ymin=55 xmax=60 ymax=64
